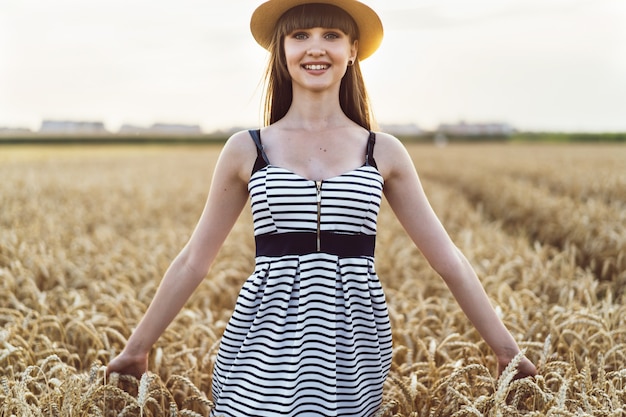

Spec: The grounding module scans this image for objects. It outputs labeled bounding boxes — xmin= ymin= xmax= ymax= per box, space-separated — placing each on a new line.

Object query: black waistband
xmin=255 ymin=232 xmax=375 ymax=258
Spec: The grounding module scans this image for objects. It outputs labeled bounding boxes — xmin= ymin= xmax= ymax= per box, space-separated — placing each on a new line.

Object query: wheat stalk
xmin=1 ymin=144 xmax=625 ymax=416
xmin=493 ymin=350 xmax=526 ymax=416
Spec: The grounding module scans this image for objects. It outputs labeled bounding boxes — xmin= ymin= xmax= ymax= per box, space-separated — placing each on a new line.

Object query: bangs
xmin=277 ymin=4 xmax=359 ymax=40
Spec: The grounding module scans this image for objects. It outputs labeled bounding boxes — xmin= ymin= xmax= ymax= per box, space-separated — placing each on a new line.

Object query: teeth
xmin=304 ymin=64 xmax=329 ymax=70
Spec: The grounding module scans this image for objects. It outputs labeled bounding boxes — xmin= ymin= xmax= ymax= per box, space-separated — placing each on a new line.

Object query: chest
xmin=261 ymin=135 xmax=367 ymax=182
xmin=248 ymin=165 xmax=384 ymax=235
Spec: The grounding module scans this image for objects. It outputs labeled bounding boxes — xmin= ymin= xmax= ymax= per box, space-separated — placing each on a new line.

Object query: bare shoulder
xmin=372 ymin=131 xmax=413 ymax=181
xmin=223 ymin=129 xmax=257 ymax=153
xmin=218 ymin=129 xmax=259 ymax=182
xmin=373 ymin=130 xmax=405 ymax=149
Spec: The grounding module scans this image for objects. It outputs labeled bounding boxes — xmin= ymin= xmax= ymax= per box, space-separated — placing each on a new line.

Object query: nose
xmin=305 ymin=34 xmax=326 ymax=57
xmin=306 ymin=46 xmax=326 ymax=57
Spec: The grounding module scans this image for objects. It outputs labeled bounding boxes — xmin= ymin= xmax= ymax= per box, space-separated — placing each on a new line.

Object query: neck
xmin=280 ymin=84 xmax=350 ymax=131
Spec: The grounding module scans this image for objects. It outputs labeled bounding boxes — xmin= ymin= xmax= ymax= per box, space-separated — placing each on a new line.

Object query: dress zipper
xmin=315 ymin=180 xmax=323 ymax=252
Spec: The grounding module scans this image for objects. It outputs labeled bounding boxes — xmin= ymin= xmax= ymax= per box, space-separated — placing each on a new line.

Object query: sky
xmin=1 ymin=0 xmax=625 ymax=133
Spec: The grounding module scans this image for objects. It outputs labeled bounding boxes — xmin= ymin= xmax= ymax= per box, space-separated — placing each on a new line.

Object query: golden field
xmin=0 ymin=142 xmax=625 ymax=416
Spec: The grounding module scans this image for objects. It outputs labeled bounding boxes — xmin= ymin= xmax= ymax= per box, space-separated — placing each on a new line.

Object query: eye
xmin=324 ymin=31 xmax=342 ymax=40
xmin=291 ymin=31 xmax=309 ymax=40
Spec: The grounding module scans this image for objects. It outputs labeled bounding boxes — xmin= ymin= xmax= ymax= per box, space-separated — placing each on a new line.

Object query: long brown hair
xmin=262 ymin=3 xmax=374 ymax=129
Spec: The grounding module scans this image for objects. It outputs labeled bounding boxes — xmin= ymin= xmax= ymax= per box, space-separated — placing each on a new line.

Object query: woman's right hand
xmin=497 ymin=354 xmax=538 ymax=380
xmin=106 ymin=350 xmax=149 ymax=379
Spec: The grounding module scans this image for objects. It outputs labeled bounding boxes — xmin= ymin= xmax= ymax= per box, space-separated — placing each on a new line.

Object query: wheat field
xmin=1 ymin=142 xmax=624 ymax=416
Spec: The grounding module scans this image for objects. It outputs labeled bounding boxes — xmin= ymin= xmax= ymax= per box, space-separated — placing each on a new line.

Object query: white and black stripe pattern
xmin=319 ymin=169 xmax=382 ymax=235
xmin=211 ymin=163 xmax=392 ymax=417
xmin=249 ymin=165 xmax=383 ymax=236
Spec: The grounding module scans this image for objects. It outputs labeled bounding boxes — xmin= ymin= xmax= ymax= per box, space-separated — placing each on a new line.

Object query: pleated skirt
xmin=211 ymin=252 xmax=393 ymax=417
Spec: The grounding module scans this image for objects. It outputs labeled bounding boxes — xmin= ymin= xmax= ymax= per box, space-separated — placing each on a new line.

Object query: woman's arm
xmin=377 ymin=133 xmax=537 ymax=378
xmin=106 ymin=131 xmax=255 ymax=378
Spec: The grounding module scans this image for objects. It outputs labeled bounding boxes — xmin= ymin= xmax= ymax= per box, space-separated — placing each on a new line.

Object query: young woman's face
xmin=283 ymin=27 xmax=357 ymax=93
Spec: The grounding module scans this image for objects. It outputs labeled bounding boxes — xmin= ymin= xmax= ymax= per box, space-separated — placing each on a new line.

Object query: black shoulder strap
xmin=365 ymin=131 xmax=377 ymax=168
xmin=249 ymin=129 xmax=270 ymax=174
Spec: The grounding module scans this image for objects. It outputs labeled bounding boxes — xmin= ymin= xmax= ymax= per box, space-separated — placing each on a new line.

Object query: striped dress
xmin=211 ymin=130 xmax=393 ymax=417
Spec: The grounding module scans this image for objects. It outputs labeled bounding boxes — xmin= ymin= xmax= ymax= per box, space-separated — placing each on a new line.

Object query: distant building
xmin=437 ymin=120 xmax=514 ymax=137
xmin=118 ymin=123 xmax=203 ymax=135
xmin=211 ymin=126 xmax=253 ymax=136
xmin=149 ymin=123 xmax=203 ymax=135
xmin=118 ymin=124 xmax=150 ymax=134
xmin=380 ymin=123 xmax=423 ymax=136
xmin=0 ymin=127 xmax=32 ymax=135
xmin=40 ymin=120 xmax=108 ymax=134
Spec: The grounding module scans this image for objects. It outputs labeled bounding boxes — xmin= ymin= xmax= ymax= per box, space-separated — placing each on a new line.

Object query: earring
xmin=348 ymin=60 xmax=354 ymax=66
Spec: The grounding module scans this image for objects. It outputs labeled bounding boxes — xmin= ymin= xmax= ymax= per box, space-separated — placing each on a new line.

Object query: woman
xmin=107 ymin=1 xmax=537 ymax=416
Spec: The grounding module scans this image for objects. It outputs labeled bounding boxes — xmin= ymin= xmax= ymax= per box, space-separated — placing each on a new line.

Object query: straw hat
xmin=250 ymin=0 xmax=383 ymax=60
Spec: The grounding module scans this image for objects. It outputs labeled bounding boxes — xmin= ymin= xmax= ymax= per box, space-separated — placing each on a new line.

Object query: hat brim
xmin=250 ymin=0 xmax=383 ymax=60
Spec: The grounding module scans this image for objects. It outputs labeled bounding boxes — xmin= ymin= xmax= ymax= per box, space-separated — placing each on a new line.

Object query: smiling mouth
xmin=303 ymin=64 xmax=330 ymax=71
